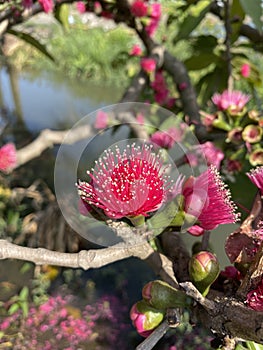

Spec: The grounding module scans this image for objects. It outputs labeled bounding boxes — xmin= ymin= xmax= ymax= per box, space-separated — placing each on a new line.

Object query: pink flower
xmin=247 ymin=167 xmax=263 ymax=194
xmin=186 ymin=142 xmax=224 ymax=169
xmin=77 ymin=144 xmax=176 ymax=219
xmin=130 ymin=0 xmax=148 ymax=17
xmin=94 ymin=110 xmax=108 ymax=129
xmin=22 ymin=0 xmax=33 ymax=8
xmin=246 ymin=279 xmax=263 ymax=311
xmin=198 ymin=142 xmax=224 ymax=169
xmin=212 ymin=90 xmax=250 ymax=115
xmin=38 ymin=0 xmax=54 ymax=13
xmin=241 ymin=63 xmax=251 ymax=78
xmin=140 ymin=58 xmax=156 ymax=74
xmin=136 ymin=113 xmax=144 ymax=124
xmin=183 ymin=166 xmax=239 ymax=233
xmin=76 ymin=1 xmax=86 ymax=14
xmin=130 ymin=44 xmax=143 ymax=56
xmin=145 ymin=3 xmax=161 ymax=37
xmin=150 ymin=127 xmax=184 ymax=149
xmin=0 ymin=143 xmax=17 ymax=172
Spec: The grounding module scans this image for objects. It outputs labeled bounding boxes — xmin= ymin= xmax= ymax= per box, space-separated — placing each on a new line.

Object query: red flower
xmin=141 ymin=58 xmax=156 ymax=74
xmin=240 ymin=63 xmax=251 ymax=78
xmin=38 ymin=0 xmax=54 ymax=13
xmin=183 ymin=166 xmax=239 ymax=233
xmin=246 ymin=279 xmax=263 ymax=312
xmin=247 ymin=166 xmax=263 ymax=194
xmin=0 ymin=143 xmax=17 ymax=173
xmin=130 ymin=0 xmax=148 ymax=17
xmin=129 ymin=44 xmax=143 ymax=56
xmin=78 ymin=144 xmax=176 ymax=219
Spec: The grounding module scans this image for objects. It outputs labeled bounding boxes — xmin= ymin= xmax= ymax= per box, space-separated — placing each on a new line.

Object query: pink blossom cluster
xmin=130 ymin=1 xmax=161 ymax=37
xmin=212 ymin=90 xmax=250 ymax=115
xmin=0 ymin=294 xmax=129 ymax=349
xmin=78 ymin=142 xmax=239 ymax=235
xmin=151 ymin=70 xmax=175 ymax=107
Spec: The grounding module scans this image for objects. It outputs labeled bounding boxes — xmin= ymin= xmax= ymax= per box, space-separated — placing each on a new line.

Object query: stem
xmin=224 ymin=0 xmax=233 ymax=90
xmin=201 ymin=230 xmax=211 ymax=251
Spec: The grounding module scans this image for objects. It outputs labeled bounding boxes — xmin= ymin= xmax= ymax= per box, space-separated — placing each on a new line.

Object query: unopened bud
xmin=130 ymin=300 xmax=164 ymax=337
xmin=142 ymin=280 xmax=186 ymax=309
xmin=189 ymin=251 xmax=220 ymax=296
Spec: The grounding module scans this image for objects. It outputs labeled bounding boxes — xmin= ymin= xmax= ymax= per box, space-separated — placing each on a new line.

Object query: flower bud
xmin=188 ymin=251 xmax=220 ymax=296
xmin=242 ymin=125 xmax=262 ymax=144
xmin=142 ymin=280 xmax=186 ymax=309
xmin=130 ymin=300 xmax=164 ymax=337
xmin=249 ymin=149 xmax=263 ymax=166
xmin=227 ymin=127 xmax=243 ymax=144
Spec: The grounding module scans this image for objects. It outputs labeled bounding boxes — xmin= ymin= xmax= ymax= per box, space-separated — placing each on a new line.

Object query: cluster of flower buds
xmin=130 ymin=280 xmax=186 ymax=337
xmin=201 ymin=89 xmax=263 ymax=168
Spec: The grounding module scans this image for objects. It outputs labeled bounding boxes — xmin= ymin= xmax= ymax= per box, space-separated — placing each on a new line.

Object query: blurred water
xmin=0 ymin=65 xmax=122 ymax=132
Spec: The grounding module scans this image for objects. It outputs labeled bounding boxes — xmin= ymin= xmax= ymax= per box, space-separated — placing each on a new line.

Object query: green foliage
xmin=11 ymin=24 xmax=134 ymax=87
xmin=7 ymin=29 xmax=54 ymax=61
xmin=239 ymin=0 xmax=263 ymax=34
xmin=8 ymin=286 xmax=29 ymax=317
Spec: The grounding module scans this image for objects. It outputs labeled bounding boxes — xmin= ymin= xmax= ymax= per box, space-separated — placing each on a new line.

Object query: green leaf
xmin=175 ymin=0 xmax=212 ymax=41
xmin=54 ymin=4 xmax=70 ymax=31
xmin=147 ymin=200 xmax=179 ymax=236
xmin=184 ymin=53 xmax=219 ymax=70
xmin=239 ymin=0 xmax=262 ymax=34
xmin=189 ymin=35 xmax=218 ymax=53
xmin=19 ymin=286 xmax=29 ymax=301
xmin=230 ymin=0 xmax=245 ymax=43
xmin=8 ymin=303 xmax=19 ymax=315
xmin=20 ymin=301 xmax=29 ymax=317
xmin=246 ymin=341 xmax=263 ymax=350
xmin=7 ymin=29 xmax=54 ymax=61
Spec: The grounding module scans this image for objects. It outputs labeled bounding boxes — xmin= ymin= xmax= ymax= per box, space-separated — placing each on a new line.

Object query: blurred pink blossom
xmin=140 ymin=57 xmax=156 ymax=73
xmin=150 ymin=127 xmax=185 ymax=149
xmin=145 ymin=3 xmax=161 ymax=37
xmin=130 ymin=44 xmax=143 ymax=56
xmin=198 ymin=142 xmax=224 ymax=169
xmin=0 ymin=143 xmax=17 ymax=173
xmin=130 ymin=0 xmax=148 ymax=17
xmin=38 ymin=0 xmax=54 ymax=13
xmin=94 ymin=110 xmax=109 ymax=129
xmin=76 ymin=1 xmax=86 ymax=14
xmin=240 ymin=63 xmax=251 ymax=78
